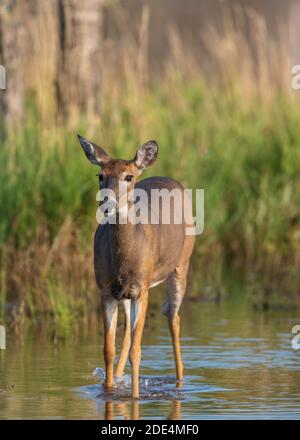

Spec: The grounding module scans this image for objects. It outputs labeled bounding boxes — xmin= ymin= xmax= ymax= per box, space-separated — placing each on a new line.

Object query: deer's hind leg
xmin=163 ymin=261 xmax=190 ymax=383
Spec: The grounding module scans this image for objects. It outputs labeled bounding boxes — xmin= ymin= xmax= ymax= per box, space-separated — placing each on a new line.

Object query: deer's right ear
xmin=77 ymin=134 xmax=110 ymax=166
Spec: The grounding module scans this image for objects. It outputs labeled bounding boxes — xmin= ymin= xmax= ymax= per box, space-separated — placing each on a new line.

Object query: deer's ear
xmin=77 ymin=134 xmax=110 ymax=166
xmin=134 ymin=140 xmax=158 ymax=169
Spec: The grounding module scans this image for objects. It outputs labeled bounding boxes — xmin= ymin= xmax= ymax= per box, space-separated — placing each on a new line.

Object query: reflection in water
xmin=104 ymin=401 xmax=113 ymax=420
xmin=1 ymin=295 xmax=300 ymax=419
xmin=168 ymin=400 xmax=181 ymax=420
xmin=109 ymin=400 xmax=139 ymax=420
xmin=104 ymin=400 xmax=139 ymax=420
xmin=132 ymin=399 xmax=139 ymax=420
xmin=103 ymin=399 xmax=180 ymax=420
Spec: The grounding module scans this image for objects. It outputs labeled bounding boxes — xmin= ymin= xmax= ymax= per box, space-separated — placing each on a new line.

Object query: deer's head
xmin=78 ymin=135 xmax=158 ymax=216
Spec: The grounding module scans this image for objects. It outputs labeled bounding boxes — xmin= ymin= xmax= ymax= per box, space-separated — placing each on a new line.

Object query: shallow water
xmin=0 ymin=295 xmax=300 ymax=419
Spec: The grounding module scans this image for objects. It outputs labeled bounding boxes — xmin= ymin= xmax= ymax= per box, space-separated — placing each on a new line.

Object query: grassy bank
xmin=1 ymin=80 xmax=300 ymax=334
xmin=1 ymin=6 xmax=300 ymax=334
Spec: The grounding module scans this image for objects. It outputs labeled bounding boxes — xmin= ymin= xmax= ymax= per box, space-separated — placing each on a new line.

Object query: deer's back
xmin=136 ymin=177 xmax=192 ymax=285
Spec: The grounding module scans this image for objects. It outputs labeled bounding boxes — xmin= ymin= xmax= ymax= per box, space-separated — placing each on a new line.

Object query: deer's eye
xmin=125 ymin=175 xmax=133 ymax=182
xmin=97 ymin=173 xmax=104 ymax=182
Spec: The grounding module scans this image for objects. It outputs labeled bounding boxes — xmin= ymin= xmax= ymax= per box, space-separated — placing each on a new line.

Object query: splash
xmin=88 ymin=367 xmax=184 ymax=400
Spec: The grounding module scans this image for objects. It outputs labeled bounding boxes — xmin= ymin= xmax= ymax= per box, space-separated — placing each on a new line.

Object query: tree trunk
xmin=57 ymin=0 xmax=105 ymax=119
xmin=0 ymin=0 xmax=26 ymax=132
xmin=289 ymin=0 xmax=300 ymax=69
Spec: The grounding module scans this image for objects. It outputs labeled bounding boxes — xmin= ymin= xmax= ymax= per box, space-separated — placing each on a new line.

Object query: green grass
xmin=1 ymin=80 xmax=300 ymax=332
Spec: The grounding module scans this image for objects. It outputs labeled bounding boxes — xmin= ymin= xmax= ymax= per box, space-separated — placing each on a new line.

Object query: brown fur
xmin=78 ymin=136 xmax=195 ymax=398
xmin=94 ymin=176 xmax=195 ymax=397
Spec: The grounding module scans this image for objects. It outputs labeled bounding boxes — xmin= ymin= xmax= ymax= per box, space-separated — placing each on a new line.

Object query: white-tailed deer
xmin=78 ymin=135 xmax=195 ymax=398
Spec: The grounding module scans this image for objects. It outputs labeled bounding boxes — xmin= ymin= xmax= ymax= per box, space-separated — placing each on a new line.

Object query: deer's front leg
xmin=115 ymin=299 xmax=131 ymax=378
xmin=130 ymin=291 xmax=148 ymax=398
xmin=102 ymin=296 xmax=118 ymax=390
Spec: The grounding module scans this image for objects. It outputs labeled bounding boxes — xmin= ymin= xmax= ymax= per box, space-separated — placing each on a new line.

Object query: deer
xmin=77 ymin=134 xmax=195 ymax=398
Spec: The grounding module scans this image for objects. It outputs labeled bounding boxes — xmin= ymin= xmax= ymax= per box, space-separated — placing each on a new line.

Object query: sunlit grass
xmin=1 ymin=82 xmax=300 ymax=330
xmin=1 ymin=5 xmax=300 ymax=330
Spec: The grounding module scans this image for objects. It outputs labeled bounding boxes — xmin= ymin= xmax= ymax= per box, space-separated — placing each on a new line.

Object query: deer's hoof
xmin=104 ymin=381 xmax=114 ymax=391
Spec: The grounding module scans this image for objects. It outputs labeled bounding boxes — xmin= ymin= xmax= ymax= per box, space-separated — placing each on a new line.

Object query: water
xmin=0 ymin=296 xmax=300 ymax=419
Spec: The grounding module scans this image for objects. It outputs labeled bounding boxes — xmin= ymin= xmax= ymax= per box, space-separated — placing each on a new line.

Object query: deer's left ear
xmin=134 ymin=140 xmax=158 ymax=169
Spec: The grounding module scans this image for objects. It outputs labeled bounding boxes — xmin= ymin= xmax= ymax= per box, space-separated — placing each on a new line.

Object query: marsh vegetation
xmin=0 ymin=2 xmax=299 ymax=335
